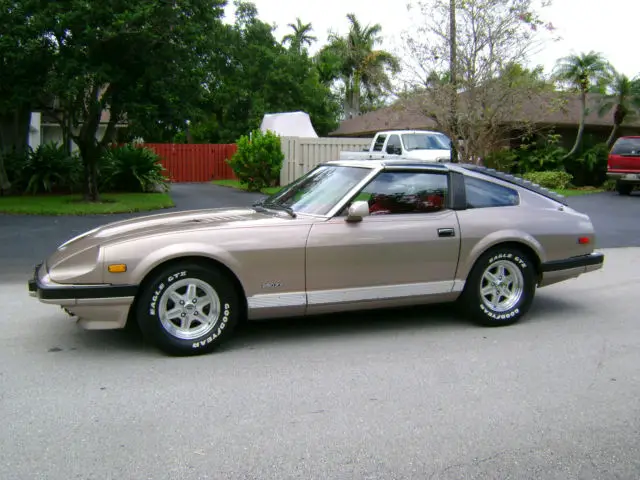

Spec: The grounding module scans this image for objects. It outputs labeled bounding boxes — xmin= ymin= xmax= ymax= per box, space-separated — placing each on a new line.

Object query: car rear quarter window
xmin=611 ymin=137 xmax=640 ymax=155
xmin=464 ymin=176 xmax=519 ymax=208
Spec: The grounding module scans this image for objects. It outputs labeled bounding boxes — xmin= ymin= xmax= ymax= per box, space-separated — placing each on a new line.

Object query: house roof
xmin=331 ymin=92 xmax=640 ymax=137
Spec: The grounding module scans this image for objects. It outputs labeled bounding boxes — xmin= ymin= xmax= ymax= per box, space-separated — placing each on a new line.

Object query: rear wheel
xmin=460 ymin=246 xmax=537 ymax=327
xmin=616 ymin=181 xmax=633 ymax=195
xmin=135 ymin=262 xmax=241 ymax=356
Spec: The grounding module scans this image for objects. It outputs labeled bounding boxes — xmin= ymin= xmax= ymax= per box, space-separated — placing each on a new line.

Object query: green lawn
xmin=212 ymin=179 xmax=282 ymax=195
xmin=0 ymin=193 xmax=175 ymax=215
xmin=551 ymin=188 xmax=604 ymax=197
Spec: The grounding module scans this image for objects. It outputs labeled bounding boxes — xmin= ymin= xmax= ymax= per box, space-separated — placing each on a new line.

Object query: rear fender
xmin=456 ymin=230 xmax=545 ymax=280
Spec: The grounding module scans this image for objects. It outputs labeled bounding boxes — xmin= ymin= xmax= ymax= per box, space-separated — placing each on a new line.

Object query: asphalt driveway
xmin=0 ymin=183 xmax=266 ymax=280
xmin=564 ymin=190 xmax=640 ymax=248
xmin=2 ymin=184 xmax=640 ymax=479
xmin=0 ymin=184 xmax=638 ymax=280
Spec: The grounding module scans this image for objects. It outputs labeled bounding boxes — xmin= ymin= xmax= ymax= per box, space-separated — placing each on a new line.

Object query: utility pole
xmin=449 ymin=0 xmax=458 ymax=162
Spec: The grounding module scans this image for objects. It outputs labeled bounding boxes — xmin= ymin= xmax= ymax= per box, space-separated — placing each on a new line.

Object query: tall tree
xmin=0 ymin=0 xmax=54 ymax=192
xmin=323 ymin=14 xmax=400 ymax=118
xmin=35 ymin=0 xmax=226 ymax=201
xmin=401 ymin=0 xmax=556 ymax=162
xmin=553 ymin=51 xmax=612 ymax=158
xmin=597 ymin=71 xmax=640 ymax=147
xmin=188 ymin=1 xmax=340 ymax=143
xmin=282 ymin=18 xmax=316 ymax=54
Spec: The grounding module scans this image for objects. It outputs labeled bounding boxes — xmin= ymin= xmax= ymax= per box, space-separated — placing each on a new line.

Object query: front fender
xmin=102 ymin=241 xmax=245 ymax=291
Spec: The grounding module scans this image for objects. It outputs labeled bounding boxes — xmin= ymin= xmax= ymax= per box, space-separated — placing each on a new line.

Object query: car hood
xmin=54 ymin=207 xmax=293 ymax=256
xmin=45 ymin=207 xmax=307 ymax=281
xmin=404 ymin=149 xmax=451 ymax=161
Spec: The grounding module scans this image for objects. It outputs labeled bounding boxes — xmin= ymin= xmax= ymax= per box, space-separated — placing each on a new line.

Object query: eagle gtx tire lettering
xmin=460 ymin=246 xmax=536 ymax=327
xmin=136 ymin=264 xmax=240 ymax=356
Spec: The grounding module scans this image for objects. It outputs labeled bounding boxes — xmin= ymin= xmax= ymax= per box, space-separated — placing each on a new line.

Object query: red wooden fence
xmin=145 ymin=143 xmax=238 ymax=182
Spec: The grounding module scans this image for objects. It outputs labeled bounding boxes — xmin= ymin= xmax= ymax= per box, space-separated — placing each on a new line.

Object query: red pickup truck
xmin=607 ymin=136 xmax=640 ymax=195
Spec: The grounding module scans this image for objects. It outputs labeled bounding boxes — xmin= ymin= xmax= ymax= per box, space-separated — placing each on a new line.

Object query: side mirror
xmin=386 ymin=145 xmax=400 ymax=155
xmin=346 ymin=200 xmax=370 ymax=223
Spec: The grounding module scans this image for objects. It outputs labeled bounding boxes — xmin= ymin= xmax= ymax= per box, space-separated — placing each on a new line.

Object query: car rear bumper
xmin=28 ymin=263 xmax=138 ymax=330
xmin=606 ymin=171 xmax=640 ymax=182
xmin=538 ymin=252 xmax=604 ymax=287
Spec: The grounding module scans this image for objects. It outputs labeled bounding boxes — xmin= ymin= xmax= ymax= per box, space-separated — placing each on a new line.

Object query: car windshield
xmin=402 ymin=133 xmax=450 ymax=151
xmin=260 ymin=165 xmax=372 ymax=215
xmin=611 ymin=137 xmax=640 ymax=156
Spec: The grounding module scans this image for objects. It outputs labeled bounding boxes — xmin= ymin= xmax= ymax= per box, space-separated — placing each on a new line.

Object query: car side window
xmin=372 ymin=135 xmax=387 ymax=152
xmin=353 ymin=171 xmax=449 ymax=215
xmin=386 ymin=135 xmax=402 ymax=154
xmin=464 ymin=176 xmax=519 ymax=208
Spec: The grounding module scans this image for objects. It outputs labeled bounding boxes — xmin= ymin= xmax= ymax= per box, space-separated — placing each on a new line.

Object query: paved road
xmin=565 ymin=190 xmax=640 ymax=248
xmin=1 ymin=247 xmax=639 ymax=479
xmin=0 ymin=184 xmax=266 ymax=280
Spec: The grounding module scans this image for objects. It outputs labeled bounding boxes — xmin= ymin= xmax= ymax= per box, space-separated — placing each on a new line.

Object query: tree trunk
xmin=0 ymin=107 xmax=32 ymax=193
xmin=606 ymin=123 xmax=619 ymax=148
xmin=77 ymin=139 xmax=101 ymax=202
xmin=448 ymin=0 xmax=458 ymax=163
xmin=564 ymin=90 xmax=587 ymax=159
xmin=606 ymin=104 xmax=625 ymax=148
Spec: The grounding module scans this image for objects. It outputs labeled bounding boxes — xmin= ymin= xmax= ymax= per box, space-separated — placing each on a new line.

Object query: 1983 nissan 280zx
xmin=29 ymin=159 xmax=605 ymax=356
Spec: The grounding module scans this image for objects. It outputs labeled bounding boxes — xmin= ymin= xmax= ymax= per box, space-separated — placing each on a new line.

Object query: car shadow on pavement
xmin=221 ymin=294 xmax=585 ymax=353
xmin=46 ymin=293 xmax=587 ymax=357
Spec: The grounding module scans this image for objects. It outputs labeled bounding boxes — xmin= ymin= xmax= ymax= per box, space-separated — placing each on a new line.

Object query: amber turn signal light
xmin=108 ymin=264 xmax=127 ymax=273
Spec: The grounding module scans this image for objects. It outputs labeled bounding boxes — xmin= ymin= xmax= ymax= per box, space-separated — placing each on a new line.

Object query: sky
xmin=224 ymin=0 xmax=640 ymax=80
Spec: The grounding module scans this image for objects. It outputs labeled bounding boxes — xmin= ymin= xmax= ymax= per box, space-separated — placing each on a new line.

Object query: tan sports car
xmin=29 ymin=159 xmax=604 ymax=356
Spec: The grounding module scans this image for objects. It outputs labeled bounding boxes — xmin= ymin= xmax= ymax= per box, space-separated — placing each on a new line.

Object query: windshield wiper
xmin=253 ymin=200 xmax=296 ymax=218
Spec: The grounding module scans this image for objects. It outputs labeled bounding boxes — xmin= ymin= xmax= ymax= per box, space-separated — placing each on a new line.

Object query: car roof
xmin=324 ymin=159 xmax=569 ymax=205
xmin=375 ymin=130 xmax=444 ymax=136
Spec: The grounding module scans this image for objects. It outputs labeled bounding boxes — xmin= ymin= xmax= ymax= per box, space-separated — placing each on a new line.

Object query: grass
xmin=0 ymin=193 xmax=175 ymax=215
xmin=212 ymin=179 xmax=282 ymax=195
xmin=551 ymin=188 xmax=604 ymax=197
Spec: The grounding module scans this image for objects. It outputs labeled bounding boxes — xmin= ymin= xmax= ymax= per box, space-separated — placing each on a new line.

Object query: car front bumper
xmin=538 ymin=252 xmax=604 ymax=287
xmin=28 ymin=263 xmax=138 ymax=330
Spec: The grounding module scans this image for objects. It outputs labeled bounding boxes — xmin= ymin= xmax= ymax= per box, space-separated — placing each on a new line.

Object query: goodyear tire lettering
xmin=191 ymin=310 xmax=230 ymax=349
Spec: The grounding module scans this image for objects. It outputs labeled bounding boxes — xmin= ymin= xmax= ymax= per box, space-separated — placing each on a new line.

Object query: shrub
xmin=564 ymin=142 xmax=609 ymax=187
xmin=3 ymin=143 xmax=82 ymax=194
xmin=2 ymin=148 xmax=31 ymax=193
xmin=516 ymin=132 xmax=567 ymax=174
xmin=228 ymin=129 xmax=283 ymax=192
xmin=483 ymin=148 xmax=518 ymax=172
xmin=601 ymin=178 xmax=616 ymax=191
xmin=522 ymin=170 xmax=573 ymax=190
xmin=100 ymin=144 xmax=169 ymax=193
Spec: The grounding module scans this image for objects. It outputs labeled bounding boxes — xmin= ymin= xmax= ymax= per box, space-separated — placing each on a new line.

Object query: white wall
xmin=40 ymin=123 xmax=110 ymax=152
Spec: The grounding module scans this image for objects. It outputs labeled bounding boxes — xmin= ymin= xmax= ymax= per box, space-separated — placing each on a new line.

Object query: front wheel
xmin=135 ymin=262 xmax=241 ymax=356
xmin=459 ymin=247 xmax=537 ymax=327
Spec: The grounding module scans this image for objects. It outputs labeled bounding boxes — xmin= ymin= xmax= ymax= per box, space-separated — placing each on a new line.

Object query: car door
xmin=305 ymin=169 xmax=461 ymax=313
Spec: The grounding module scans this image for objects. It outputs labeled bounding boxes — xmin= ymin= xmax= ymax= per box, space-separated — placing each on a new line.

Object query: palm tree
xmin=553 ymin=51 xmax=612 ymax=158
xmin=598 ymin=71 xmax=640 ymax=147
xmin=325 ymin=14 xmax=400 ymax=117
xmin=282 ymin=18 xmax=316 ymax=54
